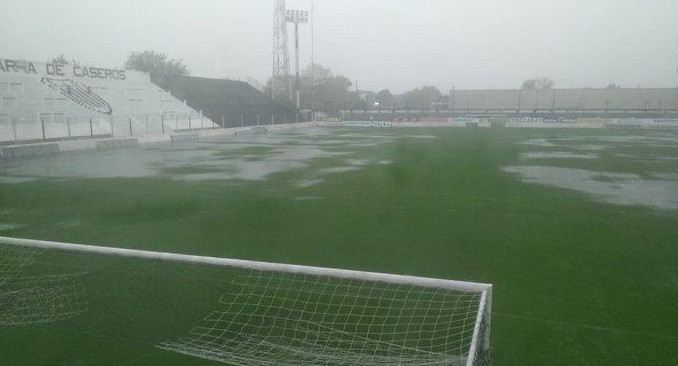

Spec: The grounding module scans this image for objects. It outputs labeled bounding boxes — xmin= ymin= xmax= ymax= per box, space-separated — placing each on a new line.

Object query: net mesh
xmin=158 ymin=270 xmax=488 ymax=366
xmin=0 ymin=238 xmax=490 ymax=365
xmin=0 ymin=244 xmax=43 ymax=286
xmin=0 ymin=244 xmax=88 ymax=325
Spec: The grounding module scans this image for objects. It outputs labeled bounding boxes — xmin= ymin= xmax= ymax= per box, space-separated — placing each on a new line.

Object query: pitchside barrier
xmin=343 ymin=121 xmax=394 ymax=128
xmin=335 ymin=117 xmax=678 ymax=130
xmin=0 ymin=236 xmax=492 ymax=366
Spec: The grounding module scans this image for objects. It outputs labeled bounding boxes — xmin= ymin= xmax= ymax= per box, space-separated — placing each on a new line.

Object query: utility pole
xmin=310 ymin=0 xmax=315 ymax=120
xmin=272 ymin=0 xmax=291 ymax=101
xmin=285 ymin=9 xmax=308 ymax=110
xmin=295 ymin=21 xmax=300 ymax=108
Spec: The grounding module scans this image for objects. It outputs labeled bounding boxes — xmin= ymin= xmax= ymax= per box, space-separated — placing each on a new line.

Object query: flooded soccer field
xmin=1 ymin=126 xmax=677 ymax=366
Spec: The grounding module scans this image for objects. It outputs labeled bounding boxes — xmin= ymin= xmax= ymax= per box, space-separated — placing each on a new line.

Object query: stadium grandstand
xmin=0 ymin=58 xmax=216 ymax=144
xmin=449 ymin=88 xmax=678 ymax=115
xmin=151 ymin=74 xmax=299 ymax=128
xmin=344 ymin=88 xmax=678 ymax=121
xmin=0 ymin=58 xmax=299 ymax=145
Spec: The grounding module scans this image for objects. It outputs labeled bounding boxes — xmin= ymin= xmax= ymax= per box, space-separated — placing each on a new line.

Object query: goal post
xmin=0 ymin=235 xmax=492 ymax=366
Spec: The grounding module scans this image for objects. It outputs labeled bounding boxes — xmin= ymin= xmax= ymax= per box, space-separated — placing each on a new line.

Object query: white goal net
xmin=0 ymin=236 xmax=492 ymax=366
xmin=0 ymin=243 xmax=88 ymax=325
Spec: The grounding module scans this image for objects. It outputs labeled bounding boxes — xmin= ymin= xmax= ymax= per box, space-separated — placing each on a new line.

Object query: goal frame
xmin=0 ymin=235 xmax=492 ymax=366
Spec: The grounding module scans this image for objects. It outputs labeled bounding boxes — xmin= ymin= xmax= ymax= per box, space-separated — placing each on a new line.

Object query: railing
xmin=0 ymin=111 xmax=310 ymax=144
xmin=0 ymin=115 xmax=112 ymax=143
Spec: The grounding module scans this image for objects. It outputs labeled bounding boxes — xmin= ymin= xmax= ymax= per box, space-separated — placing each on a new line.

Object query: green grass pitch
xmin=1 ymin=126 xmax=677 ymax=365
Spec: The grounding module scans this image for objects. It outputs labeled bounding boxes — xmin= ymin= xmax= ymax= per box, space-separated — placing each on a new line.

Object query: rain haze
xmin=1 ymin=1 xmax=678 ymax=366
xmin=1 ymin=0 xmax=678 ymax=91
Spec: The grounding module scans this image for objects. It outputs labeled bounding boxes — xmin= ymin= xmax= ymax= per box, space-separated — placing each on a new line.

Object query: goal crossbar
xmin=0 ymin=236 xmax=491 ymax=293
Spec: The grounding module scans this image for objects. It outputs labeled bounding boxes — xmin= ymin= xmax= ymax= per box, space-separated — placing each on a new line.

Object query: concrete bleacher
xmin=150 ymin=74 xmax=299 ymax=128
xmin=450 ymin=88 xmax=678 ymax=113
xmin=0 ymin=58 xmax=216 ymax=144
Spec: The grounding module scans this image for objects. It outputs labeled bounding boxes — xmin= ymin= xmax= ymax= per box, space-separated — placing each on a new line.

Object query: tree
xmin=356 ymin=90 xmax=377 ymax=110
xmin=265 ymin=75 xmax=293 ymax=106
xmin=401 ymin=89 xmax=421 ymax=110
xmin=421 ymin=86 xmax=444 ymax=106
xmin=346 ymin=91 xmax=367 ymax=111
xmin=50 ymin=54 xmax=79 ymax=65
xmin=522 ymin=78 xmax=555 ymax=90
xmin=124 ymin=50 xmax=189 ymax=76
xmin=303 ymin=64 xmax=352 ymax=112
xmin=376 ymin=89 xmax=394 ymax=109
xmin=400 ymin=86 xmax=443 ymax=110
xmin=265 ymin=63 xmax=353 ymax=112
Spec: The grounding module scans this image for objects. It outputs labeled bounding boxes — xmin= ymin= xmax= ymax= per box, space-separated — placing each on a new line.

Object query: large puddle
xmin=0 ymin=128 xmax=398 ymax=184
xmin=5 ymin=128 xmax=676 ymax=212
xmin=520 ymin=132 xmax=678 ymax=151
xmin=506 ymin=131 xmax=678 ymax=210
xmin=503 ymin=166 xmax=678 ymax=210
xmin=523 ymin=152 xmax=599 ymax=160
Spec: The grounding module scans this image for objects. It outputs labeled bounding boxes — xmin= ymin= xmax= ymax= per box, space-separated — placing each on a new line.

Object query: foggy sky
xmin=1 ymin=0 xmax=677 ymax=92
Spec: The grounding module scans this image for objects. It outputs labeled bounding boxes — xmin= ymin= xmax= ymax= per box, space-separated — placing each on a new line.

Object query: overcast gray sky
xmin=1 ymin=0 xmax=677 ymax=92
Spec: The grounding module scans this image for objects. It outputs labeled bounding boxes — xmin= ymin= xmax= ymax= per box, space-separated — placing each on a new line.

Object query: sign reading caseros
xmin=0 ymin=58 xmax=126 ymax=80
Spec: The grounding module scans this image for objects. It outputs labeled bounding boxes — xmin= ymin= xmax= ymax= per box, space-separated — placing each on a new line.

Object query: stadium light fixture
xmin=285 ymin=9 xmax=309 ymax=24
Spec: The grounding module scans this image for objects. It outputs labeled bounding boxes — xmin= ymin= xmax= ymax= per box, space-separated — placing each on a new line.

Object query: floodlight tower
xmin=285 ymin=9 xmax=309 ymax=109
xmin=273 ymin=0 xmax=291 ymax=101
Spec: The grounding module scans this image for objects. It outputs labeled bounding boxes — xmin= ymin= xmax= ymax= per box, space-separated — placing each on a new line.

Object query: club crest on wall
xmin=40 ymin=77 xmax=113 ymax=115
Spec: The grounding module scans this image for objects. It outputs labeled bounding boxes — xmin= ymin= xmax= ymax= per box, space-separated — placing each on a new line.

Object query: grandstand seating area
xmin=0 ymin=58 xmax=215 ymax=144
xmin=449 ymin=88 xmax=678 ymax=114
xmin=150 ymin=74 xmax=299 ymax=128
xmin=3 ymin=57 xmax=676 ymax=145
xmin=343 ymin=88 xmax=678 ymax=121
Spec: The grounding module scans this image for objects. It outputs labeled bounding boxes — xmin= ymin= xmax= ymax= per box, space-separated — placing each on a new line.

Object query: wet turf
xmin=1 ymin=127 xmax=677 ymax=366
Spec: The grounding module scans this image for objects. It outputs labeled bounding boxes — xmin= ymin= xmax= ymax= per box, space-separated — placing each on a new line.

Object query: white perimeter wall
xmin=450 ymin=88 xmax=678 ymax=111
xmin=0 ymin=58 xmax=215 ymax=142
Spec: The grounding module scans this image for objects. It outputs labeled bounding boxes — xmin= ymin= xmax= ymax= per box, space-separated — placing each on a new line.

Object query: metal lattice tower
xmin=272 ymin=0 xmax=291 ymax=100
